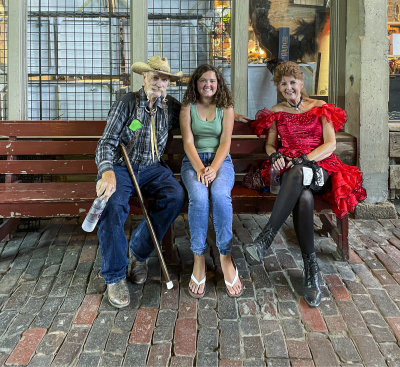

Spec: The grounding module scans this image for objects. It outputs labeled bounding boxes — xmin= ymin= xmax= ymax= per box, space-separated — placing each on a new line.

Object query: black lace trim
xmin=269 ymin=152 xmax=284 ymax=164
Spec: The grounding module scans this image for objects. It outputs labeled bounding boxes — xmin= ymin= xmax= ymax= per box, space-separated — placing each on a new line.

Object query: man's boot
xmin=302 ymin=252 xmax=322 ymax=307
xmin=244 ymin=224 xmax=277 ymax=265
xmin=130 ymin=257 xmax=148 ymax=285
xmin=107 ymin=279 xmax=130 ymax=308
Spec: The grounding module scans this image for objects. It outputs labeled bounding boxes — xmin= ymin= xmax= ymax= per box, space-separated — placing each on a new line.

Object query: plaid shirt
xmin=96 ymin=89 xmax=181 ymax=176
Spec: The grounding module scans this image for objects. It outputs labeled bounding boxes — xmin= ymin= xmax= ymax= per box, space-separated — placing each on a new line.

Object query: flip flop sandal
xmin=225 ymin=262 xmax=243 ymax=298
xmin=188 ymin=273 xmax=206 ymax=299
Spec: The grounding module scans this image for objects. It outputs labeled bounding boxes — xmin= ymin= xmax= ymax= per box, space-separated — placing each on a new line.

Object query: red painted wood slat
xmin=0 ymin=140 xmax=98 ymax=155
xmin=0 ymin=160 xmax=97 ymax=175
xmin=0 ymin=182 xmax=96 ymax=202
xmin=0 ymin=202 xmax=144 ymax=218
xmin=0 ymin=120 xmax=105 ymax=137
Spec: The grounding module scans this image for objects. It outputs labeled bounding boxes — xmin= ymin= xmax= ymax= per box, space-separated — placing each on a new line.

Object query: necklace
xmin=145 ymin=106 xmax=157 ymax=114
xmin=287 ymin=97 xmax=303 ymax=111
xmin=144 ymin=106 xmax=159 ymax=162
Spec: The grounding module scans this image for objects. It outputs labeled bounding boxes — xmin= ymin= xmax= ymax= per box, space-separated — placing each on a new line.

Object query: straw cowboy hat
xmin=131 ymin=56 xmax=183 ymax=82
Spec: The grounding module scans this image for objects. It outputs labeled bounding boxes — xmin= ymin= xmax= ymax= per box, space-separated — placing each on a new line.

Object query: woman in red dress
xmin=244 ymin=61 xmax=366 ymax=307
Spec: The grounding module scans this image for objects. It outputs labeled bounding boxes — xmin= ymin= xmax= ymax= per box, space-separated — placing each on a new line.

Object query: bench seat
xmin=0 ymin=183 xmax=333 ymax=216
xmin=0 ymin=119 xmax=356 ymax=260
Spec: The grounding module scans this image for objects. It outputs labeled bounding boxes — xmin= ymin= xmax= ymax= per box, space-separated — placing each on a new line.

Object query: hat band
xmin=153 ymin=67 xmax=170 ymax=74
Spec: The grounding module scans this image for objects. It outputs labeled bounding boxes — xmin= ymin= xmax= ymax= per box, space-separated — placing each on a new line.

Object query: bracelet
xmin=291 ymin=154 xmax=311 ymax=166
xmin=269 ymin=152 xmax=283 ymax=164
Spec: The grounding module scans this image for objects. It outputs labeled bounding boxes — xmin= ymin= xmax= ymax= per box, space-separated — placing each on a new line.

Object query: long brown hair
xmin=182 ymin=64 xmax=234 ymax=108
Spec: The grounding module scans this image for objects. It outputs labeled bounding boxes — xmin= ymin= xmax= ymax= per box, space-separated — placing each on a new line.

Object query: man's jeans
xmin=97 ymin=164 xmax=185 ymax=284
xmin=180 ymin=153 xmax=235 ymax=256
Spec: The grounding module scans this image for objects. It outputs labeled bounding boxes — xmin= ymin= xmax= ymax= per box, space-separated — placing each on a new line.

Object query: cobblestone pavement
xmin=1 ymin=214 xmax=400 ymax=366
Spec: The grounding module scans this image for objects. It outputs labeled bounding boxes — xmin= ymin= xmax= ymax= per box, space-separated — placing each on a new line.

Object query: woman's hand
xmin=269 ymin=152 xmax=287 ymax=170
xmin=204 ymin=166 xmax=217 ymax=185
xmin=272 ymin=156 xmax=286 ymax=170
xmin=234 ymin=113 xmax=252 ymax=123
xmin=96 ymin=170 xmax=116 ymax=201
xmin=197 ymin=166 xmax=216 ymax=187
xmin=197 ymin=167 xmax=208 ymax=186
xmin=285 ymin=159 xmax=293 ymax=169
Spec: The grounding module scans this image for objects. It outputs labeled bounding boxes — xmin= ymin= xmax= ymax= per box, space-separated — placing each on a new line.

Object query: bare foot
xmin=189 ymin=255 xmax=206 ymax=296
xmin=220 ymin=254 xmax=242 ymax=296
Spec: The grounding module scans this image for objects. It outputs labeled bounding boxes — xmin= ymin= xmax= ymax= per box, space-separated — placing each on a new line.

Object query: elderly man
xmin=95 ymin=56 xmax=185 ymax=308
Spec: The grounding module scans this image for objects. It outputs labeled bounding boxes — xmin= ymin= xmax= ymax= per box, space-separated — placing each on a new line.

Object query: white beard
xmin=146 ymin=87 xmax=167 ymax=100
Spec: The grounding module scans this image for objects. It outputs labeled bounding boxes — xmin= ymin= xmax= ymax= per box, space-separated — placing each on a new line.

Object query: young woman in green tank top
xmin=180 ymin=64 xmax=243 ymax=298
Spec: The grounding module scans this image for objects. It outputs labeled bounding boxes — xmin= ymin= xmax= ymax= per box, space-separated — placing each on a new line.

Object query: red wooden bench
xmin=0 ymin=120 xmax=356 ymax=260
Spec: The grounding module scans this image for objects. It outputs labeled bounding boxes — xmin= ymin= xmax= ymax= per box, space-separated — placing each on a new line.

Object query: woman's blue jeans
xmin=180 ymin=153 xmax=235 ymax=256
xmin=97 ymin=164 xmax=185 ymax=284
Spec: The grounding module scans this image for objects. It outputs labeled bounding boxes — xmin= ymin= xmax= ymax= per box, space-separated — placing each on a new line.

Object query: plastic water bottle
xmin=270 ymin=167 xmax=281 ymax=194
xmin=82 ymin=198 xmax=107 ymax=232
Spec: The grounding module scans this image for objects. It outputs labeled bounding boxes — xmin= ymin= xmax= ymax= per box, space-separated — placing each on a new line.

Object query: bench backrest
xmin=0 ymin=120 xmax=357 ymax=183
xmin=0 ymin=121 xmax=103 ymax=182
xmin=166 ymin=123 xmax=356 ymax=180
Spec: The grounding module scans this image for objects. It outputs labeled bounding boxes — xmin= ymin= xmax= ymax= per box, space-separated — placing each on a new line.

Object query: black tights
xmin=268 ymin=165 xmax=331 ymax=255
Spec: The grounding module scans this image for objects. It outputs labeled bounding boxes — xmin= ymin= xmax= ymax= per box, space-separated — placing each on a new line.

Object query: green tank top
xmin=190 ymin=103 xmax=223 ymax=153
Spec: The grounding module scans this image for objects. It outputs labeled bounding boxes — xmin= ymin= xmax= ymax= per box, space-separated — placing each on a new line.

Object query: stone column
xmin=231 ymin=0 xmax=248 ymax=116
xmin=130 ymin=0 xmax=147 ymax=91
xmin=346 ymin=0 xmax=395 ymax=218
xmin=8 ymin=0 xmax=27 ymax=119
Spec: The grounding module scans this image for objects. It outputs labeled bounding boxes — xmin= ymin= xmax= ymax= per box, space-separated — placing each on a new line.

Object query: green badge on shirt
xmin=129 ymin=119 xmax=142 ymax=132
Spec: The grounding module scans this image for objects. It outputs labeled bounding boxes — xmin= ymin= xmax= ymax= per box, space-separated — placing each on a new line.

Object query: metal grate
xmin=26 ymin=0 xmax=231 ymax=120
xmin=27 ymin=0 xmax=130 ymax=120
xmin=0 ymin=0 xmax=6 ymax=120
xmin=148 ymin=0 xmax=232 ymax=102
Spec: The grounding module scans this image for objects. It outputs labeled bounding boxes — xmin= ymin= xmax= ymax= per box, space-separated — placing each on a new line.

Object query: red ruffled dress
xmin=252 ymin=103 xmax=367 ymax=219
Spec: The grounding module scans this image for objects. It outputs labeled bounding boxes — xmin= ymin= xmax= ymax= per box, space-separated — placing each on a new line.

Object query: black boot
xmin=244 ymin=224 xmax=277 ymax=265
xmin=302 ymin=252 xmax=322 ymax=307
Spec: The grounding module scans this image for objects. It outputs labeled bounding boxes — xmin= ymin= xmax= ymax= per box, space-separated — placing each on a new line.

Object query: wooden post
xmin=4 ymin=2 xmax=27 ymax=242
xmin=130 ymin=0 xmax=148 ymax=92
xmin=231 ymin=0 xmax=249 ymax=116
xmin=8 ymin=0 xmax=27 ymax=120
xmin=329 ymin=0 xmax=347 ymax=109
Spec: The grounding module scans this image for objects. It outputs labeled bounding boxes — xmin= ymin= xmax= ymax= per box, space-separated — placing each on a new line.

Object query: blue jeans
xmin=180 ymin=153 xmax=235 ymax=256
xmin=97 ymin=164 xmax=185 ymax=284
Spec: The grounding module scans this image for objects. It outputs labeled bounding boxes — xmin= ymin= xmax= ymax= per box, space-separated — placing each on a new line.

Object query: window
xmin=27 ymin=0 xmax=130 ymax=120
xmin=26 ymin=0 xmax=232 ymax=119
xmin=147 ymin=0 xmax=232 ymax=102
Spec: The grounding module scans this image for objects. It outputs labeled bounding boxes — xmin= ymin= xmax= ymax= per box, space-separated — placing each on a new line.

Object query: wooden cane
xmin=120 ymin=144 xmax=173 ymax=290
